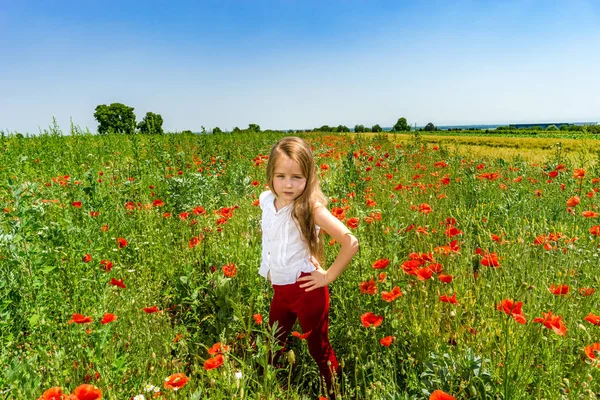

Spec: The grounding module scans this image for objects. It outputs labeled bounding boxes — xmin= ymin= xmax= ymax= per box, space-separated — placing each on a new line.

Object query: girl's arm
xmin=298 ymin=202 xmax=359 ymax=291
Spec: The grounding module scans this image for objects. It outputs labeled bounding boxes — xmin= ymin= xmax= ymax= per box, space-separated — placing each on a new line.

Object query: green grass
xmin=1 ymin=131 xmax=600 ymax=399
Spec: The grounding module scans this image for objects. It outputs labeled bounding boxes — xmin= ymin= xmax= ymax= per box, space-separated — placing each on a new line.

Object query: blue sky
xmin=1 ymin=0 xmax=599 ymax=133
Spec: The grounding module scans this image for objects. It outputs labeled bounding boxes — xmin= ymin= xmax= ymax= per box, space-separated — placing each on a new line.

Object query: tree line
xmin=93 ymin=102 xmax=598 ymax=136
xmin=93 ymin=104 xmax=438 ymax=135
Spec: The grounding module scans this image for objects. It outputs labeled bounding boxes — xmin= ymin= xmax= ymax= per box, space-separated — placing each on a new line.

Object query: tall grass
xmin=1 ymin=130 xmax=600 ymax=399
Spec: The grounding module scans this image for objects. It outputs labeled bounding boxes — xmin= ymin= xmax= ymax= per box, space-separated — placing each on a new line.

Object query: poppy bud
xmin=287 ymin=350 xmax=296 ymax=364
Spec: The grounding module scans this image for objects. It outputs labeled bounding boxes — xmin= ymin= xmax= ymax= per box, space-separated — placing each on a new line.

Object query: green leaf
xmin=40 ymin=265 xmax=56 ymax=274
xmin=29 ymin=313 xmax=39 ymax=327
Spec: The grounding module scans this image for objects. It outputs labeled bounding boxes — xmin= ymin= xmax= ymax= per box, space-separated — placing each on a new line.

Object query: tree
xmin=248 ymin=124 xmax=261 ymax=132
xmin=137 ymin=112 xmax=164 ymax=135
xmin=94 ymin=103 xmax=136 ymax=135
xmin=393 ymin=117 xmax=411 ymax=132
xmin=232 ymin=127 xmax=241 ymax=134
xmin=545 ymin=124 xmax=558 ymax=131
xmin=212 ymin=127 xmax=223 ymax=134
xmin=354 ymin=124 xmax=365 ymax=133
xmin=424 ymin=122 xmax=436 ymax=131
xmin=372 ymin=124 xmax=382 ymax=132
xmin=181 ymin=130 xmax=193 ymax=135
xmin=337 ymin=125 xmax=350 ymax=133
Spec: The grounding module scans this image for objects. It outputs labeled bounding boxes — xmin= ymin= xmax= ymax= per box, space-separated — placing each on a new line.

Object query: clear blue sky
xmin=1 ymin=0 xmax=599 ymax=133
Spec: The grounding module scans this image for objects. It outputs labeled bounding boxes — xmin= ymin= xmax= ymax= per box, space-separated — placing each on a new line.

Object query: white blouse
xmin=258 ymin=190 xmax=318 ymax=285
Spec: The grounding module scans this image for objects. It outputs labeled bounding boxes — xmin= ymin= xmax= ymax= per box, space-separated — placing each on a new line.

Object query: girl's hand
xmin=297 ymin=267 xmax=330 ymax=292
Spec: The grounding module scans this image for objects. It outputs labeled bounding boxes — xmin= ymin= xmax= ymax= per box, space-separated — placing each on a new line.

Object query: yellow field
xmin=360 ymin=132 xmax=600 ymax=165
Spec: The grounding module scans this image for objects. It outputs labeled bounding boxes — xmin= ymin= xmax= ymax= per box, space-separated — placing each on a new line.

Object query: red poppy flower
xmin=549 ymin=284 xmax=569 ymax=295
xmin=222 ymin=263 xmax=237 ymax=277
xmin=427 ymin=263 xmax=443 ymax=274
xmin=566 ymin=196 xmax=580 ymax=207
xmin=347 ymin=217 xmax=359 ymax=229
xmin=584 ymin=343 xmax=600 ymax=361
xmin=365 ymin=198 xmax=377 ymax=208
xmin=89 ymin=211 xmax=99 ymax=217
xmin=379 ymin=336 xmax=395 ymax=347
xmin=533 ymin=311 xmax=566 ymax=336
xmin=573 ymin=168 xmax=585 ymax=179
xmin=359 ymin=278 xmax=377 ymax=295
xmin=117 ymin=237 xmax=128 ymax=248
xmin=68 ymin=314 xmax=93 ymax=324
xmin=438 ymin=274 xmax=453 ymax=283
xmin=72 ymin=201 xmax=82 ymax=208
xmin=208 ymin=342 xmax=230 ymax=355
xmin=476 ymin=249 xmax=500 ymax=267
xmin=153 ymin=199 xmax=165 ymax=207
xmin=444 ymin=227 xmax=463 ymax=238
xmin=582 ymin=211 xmax=599 ymax=218
xmin=584 ymin=313 xmax=600 ymax=326
xmin=204 ymin=354 xmax=225 ymax=370
xmin=490 ymin=233 xmax=503 ymax=242
xmin=430 ymin=390 xmax=456 ymax=400
xmin=100 ymin=224 xmax=109 ymax=232
xmin=82 ymin=254 xmax=92 ymax=263
xmin=72 ymin=384 xmax=102 ymax=400
xmin=360 ymin=312 xmax=383 ymax=328
xmin=320 ymin=163 xmax=330 ymax=170
xmin=418 ymin=203 xmax=433 ymax=214
xmin=292 ymin=330 xmax=311 ymax=339
xmin=100 ymin=313 xmax=117 ymax=324
xmin=109 ymin=278 xmax=126 ymax=289
xmin=579 ymin=287 xmax=595 ymax=296
xmin=590 ymin=226 xmax=600 ymax=236
xmin=372 ymin=258 xmax=390 ymax=269
xmin=143 ymin=305 xmax=160 ymax=313
xmin=381 ymin=286 xmax=402 ymax=302
xmin=440 ymin=293 xmax=458 ymax=304
xmin=188 ymin=236 xmax=204 ymax=248
xmin=164 ymin=372 xmax=190 ymax=390
xmin=99 ymin=260 xmax=113 ymax=272
xmin=38 ymin=386 xmax=66 ymax=400
xmin=434 ymin=240 xmax=461 ymax=255
xmin=415 ymin=267 xmax=433 ymax=281
xmin=331 ymin=207 xmax=346 ymax=221
xmin=496 ymin=299 xmax=527 ymax=324
xmin=253 ymin=313 xmax=263 ymax=325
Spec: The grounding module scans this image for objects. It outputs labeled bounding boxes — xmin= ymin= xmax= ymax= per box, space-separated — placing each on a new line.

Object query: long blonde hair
xmin=266 ymin=137 xmax=327 ymax=263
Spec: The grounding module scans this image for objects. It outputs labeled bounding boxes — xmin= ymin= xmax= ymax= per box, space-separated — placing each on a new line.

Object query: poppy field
xmin=2 ymin=131 xmax=600 ymax=399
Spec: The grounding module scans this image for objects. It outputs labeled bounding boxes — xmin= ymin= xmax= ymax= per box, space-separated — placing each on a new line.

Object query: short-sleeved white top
xmin=259 ymin=190 xmax=318 ymax=285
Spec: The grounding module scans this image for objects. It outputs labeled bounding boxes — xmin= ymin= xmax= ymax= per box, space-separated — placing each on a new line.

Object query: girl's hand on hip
xmin=297 ymin=267 xmax=330 ymax=292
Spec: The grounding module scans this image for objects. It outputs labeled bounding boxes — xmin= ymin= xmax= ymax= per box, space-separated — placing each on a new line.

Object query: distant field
xmin=361 ymin=132 xmax=600 ymax=165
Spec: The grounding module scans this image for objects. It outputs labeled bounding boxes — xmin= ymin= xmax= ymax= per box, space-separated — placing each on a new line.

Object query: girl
xmin=258 ymin=136 xmax=359 ymax=399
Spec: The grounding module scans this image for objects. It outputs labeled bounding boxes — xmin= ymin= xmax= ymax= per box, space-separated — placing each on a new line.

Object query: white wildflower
xmin=144 ymin=384 xmax=157 ymax=393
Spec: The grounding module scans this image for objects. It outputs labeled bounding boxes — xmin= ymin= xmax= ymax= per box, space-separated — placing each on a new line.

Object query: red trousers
xmin=269 ymin=272 xmax=339 ymax=397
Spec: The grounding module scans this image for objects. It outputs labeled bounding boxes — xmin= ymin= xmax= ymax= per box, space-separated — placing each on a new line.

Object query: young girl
xmin=258 ymin=136 xmax=359 ymax=399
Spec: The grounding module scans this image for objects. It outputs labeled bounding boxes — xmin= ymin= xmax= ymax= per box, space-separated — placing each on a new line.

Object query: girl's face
xmin=272 ymin=154 xmax=307 ymax=206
